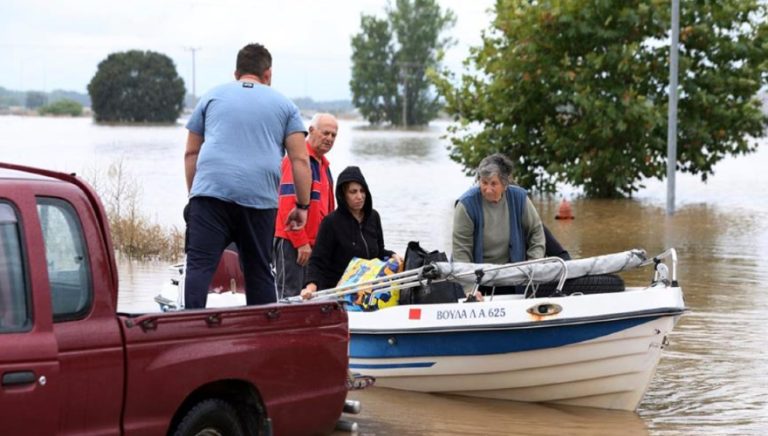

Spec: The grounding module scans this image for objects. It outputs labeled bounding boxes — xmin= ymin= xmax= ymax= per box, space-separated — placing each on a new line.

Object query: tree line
xmin=6 ymin=0 xmax=766 ymax=198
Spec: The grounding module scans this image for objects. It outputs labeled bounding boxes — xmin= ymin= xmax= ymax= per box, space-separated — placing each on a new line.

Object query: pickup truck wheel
xmin=173 ymin=399 xmax=245 ymax=436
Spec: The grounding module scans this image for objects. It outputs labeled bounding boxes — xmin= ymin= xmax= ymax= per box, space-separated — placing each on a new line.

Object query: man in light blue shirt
xmin=184 ymin=42 xmax=311 ymax=308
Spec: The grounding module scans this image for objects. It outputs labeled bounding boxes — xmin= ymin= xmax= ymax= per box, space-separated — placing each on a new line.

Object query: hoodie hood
xmin=336 ymin=166 xmax=372 ymax=218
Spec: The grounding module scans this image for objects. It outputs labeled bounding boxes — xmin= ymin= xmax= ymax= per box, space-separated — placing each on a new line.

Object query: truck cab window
xmin=0 ymin=202 xmax=29 ymax=332
xmin=37 ymin=198 xmax=92 ymax=321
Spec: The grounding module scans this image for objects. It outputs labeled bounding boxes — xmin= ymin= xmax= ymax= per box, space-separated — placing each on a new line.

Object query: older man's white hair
xmin=309 ymin=112 xmax=336 ymax=129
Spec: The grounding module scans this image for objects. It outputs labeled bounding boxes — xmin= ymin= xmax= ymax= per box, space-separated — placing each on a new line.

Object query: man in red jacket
xmin=274 ymin=113 xmax=338 ymax=298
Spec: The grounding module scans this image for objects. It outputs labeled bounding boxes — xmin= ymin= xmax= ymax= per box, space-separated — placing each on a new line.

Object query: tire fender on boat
xmin=526 ymin=302 xmax=562 ymax=320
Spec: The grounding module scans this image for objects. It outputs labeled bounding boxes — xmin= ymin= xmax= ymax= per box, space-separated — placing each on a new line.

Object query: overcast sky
xmin=0 ymin=0 xmax=495 ymax=101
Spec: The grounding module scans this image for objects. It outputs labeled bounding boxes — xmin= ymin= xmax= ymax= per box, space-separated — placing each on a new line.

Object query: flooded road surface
xmin=342 ymin=387 xmax=649 ymax=436
xmin=3 ymin=115 xmax=767 ymax=434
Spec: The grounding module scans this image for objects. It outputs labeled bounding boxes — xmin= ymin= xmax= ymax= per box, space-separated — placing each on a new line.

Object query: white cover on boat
xmin=430 ymin=249 xmax=647 ymax=286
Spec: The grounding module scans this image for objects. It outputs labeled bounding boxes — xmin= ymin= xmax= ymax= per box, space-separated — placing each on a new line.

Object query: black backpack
xmin=399 ymin=241 xmax=466 ymax=305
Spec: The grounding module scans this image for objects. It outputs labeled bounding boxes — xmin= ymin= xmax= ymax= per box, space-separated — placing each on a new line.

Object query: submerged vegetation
xmin=435 ymin=0 xmax=768 ymax=198
xmin=38 ymin=99 xmax=83 ymax=116
xmin=83 ymin=160 xmax=183 ymax=261
xmin=350 ymin=0 xmax=455 ymax=126
xmin=88 ymin=50 xmax=185 ymax=123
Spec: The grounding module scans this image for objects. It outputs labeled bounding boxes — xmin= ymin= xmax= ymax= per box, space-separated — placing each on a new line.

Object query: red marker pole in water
xmin=555 ymin=198 xmax=574 ymax=220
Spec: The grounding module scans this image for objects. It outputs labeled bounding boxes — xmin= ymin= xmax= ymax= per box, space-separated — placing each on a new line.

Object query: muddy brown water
xmin=3 ymin=115 xmax=766 ymax=434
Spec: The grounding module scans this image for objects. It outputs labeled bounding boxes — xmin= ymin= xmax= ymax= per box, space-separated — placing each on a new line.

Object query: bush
xmin=83 ymin=160 xmax=184 ymax=261
xmin=38 ymin=99 xmax=83 ymax=116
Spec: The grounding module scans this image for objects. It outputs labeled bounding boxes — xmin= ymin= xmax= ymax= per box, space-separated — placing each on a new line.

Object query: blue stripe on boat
xmin=350 ymin=316 xmax=658 ymax=358
xmin=349 ymin=362 xmax=436 ymax=369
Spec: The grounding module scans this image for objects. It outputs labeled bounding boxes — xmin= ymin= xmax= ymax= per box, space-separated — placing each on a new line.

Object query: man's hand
xmin=296 ymin=243 xmax=312 ymax=266
xmin=284 ymin=207 xmax=308 ymax=231
xmin=300 ymin=283 xmax=318 ymax=300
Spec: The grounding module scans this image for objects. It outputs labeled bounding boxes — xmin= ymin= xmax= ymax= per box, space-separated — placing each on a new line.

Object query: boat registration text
xmin=436 ymin=307 xmax=507 ymax=320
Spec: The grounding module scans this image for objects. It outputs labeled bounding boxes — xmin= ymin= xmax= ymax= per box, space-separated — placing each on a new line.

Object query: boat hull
xmin=348 ymin=287 xmax=684 ymax=411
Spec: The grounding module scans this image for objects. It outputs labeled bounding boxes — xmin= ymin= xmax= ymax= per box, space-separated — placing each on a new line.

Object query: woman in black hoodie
xmin=300 ymin=166 xmax=399 ymax=299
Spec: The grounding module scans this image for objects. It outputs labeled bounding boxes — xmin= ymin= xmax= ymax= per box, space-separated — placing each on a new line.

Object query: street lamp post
xmin=666 ymin=0 xmax=680 ymax=215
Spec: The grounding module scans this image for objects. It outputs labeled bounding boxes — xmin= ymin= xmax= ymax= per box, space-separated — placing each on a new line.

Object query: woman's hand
xmin=300 ymin=283 xmax=318 ymax=300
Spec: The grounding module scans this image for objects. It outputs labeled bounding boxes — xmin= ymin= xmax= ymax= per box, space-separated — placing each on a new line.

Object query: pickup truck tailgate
xmin=118 ymin=301 xmax=348 ymax=436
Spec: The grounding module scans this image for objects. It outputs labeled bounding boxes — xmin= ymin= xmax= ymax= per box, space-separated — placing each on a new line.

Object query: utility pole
xmin=666 ymin=0 xmax=680 ymax=215
xmin=184 ymin=47 xmax=201 ymax=103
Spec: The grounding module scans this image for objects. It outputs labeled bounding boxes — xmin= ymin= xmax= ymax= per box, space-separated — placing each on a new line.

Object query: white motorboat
xmin=340 ymin=249 xmax=685 ymax=411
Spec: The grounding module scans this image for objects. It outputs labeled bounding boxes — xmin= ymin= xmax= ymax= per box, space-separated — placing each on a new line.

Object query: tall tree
xmin=350 ymin=0 xmax=455 ymax=126
xmin=434 ymin=0 xmax=768 ymax=197
xmin=88 ymin=50 xmax=185 ymax=123
xmin=350 ymin=16 xmax=398 ymax=125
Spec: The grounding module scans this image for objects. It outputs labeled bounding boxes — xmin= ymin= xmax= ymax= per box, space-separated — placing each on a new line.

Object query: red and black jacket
xmin=274 ymin=143 xmax=334 ymax=247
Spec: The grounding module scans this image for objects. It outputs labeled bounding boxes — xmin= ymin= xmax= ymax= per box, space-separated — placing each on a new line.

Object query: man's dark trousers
xmin=184 ymin=196 xmax=277 ymax=308
xmin=273 ymin=238 xmax=308 ymax=299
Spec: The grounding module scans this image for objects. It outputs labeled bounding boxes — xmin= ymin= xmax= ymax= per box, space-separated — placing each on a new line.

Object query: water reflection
xmin=3 ymin=115 xmax=768 ymax=434
xmin=115 ymin=256 xmax=174 ymax=313
xmin=350 ymin=126 xmax=443 ymax=160
xmin=353 ymin=137 xmax=436 ymax=160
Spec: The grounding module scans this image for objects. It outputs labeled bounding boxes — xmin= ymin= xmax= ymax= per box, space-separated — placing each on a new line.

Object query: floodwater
xmin=2 ymin=115 xmax=767 ymax=434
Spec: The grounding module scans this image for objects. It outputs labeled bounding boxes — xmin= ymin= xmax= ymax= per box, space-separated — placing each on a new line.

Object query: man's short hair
xmin=236 ymin=43 xmax=272 ymax=78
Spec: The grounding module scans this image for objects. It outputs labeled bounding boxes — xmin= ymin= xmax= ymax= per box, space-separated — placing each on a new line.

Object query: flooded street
xmin=2 ymin=115 xmax=767 ymax=434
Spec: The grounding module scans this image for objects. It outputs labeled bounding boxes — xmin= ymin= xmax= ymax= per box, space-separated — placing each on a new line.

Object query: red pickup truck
xmin=0 ymin=163 xmax=350 ymax=435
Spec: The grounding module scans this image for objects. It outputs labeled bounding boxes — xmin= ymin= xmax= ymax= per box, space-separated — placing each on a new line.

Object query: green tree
xmin=38 ymin=99 xmax=83 ymax=116
xmin=88 ymin=50 xmax=185 ymax=123
xmin=350 ymin=16 xmax=398 ymax=124
xmin=25 ymin=91 xmax=48 ymax=109
xmin=434 ymin=0 xmax=768 ymax=197
xmin=350 ymin=0 xmax=455 ymax=126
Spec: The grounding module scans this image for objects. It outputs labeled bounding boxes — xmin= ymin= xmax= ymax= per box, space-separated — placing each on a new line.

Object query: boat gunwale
xmin=349 ymin=306 xmax=687 ymax=335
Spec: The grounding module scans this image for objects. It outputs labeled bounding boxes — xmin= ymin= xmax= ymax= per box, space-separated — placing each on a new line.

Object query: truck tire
xmin=173 ymin=398 xmax=245 ymax=436
xmin=527 ymin=274 xmax=625 ymax=298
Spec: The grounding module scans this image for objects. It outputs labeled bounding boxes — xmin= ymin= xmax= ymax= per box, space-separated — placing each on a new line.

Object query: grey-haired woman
xmin=452 ymin=153 xmax=545 ymax=274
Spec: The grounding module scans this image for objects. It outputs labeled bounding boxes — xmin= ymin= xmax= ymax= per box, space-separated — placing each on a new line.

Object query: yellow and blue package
xmin=337 ymin=257 xmax=403 ymax=311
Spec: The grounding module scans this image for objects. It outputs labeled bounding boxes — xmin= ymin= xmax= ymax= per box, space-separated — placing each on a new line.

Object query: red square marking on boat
xmin=409 ymin=308 xmax=421 ymax=320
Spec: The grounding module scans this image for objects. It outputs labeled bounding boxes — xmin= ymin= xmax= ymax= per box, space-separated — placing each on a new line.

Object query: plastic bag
xmin=337 ymin=257 xmax=403 ymax=311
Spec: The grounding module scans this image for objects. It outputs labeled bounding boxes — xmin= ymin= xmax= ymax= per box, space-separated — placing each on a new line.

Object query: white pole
xmin=184 ymin=47 xmax=201 ymax=103
xmin=666 ymin=0 xmax=680 ymax=215
xmin=191 ymin=48 xmax=197 ymax=101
